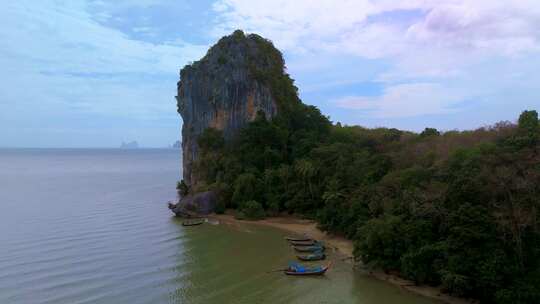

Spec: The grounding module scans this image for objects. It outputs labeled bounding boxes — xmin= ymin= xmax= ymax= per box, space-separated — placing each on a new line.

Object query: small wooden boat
xmin=294 ymin=245 xmax=325 ymax=253
xmin=285 ymin=235 xmax=312 ymax=242
xmin=297 ymin=252 xmax=326 ymax=261
xmin=289 ymin=240 xmax=321 ymax=246
xmin=182 ymin=219 xmax=205 ymax=226
xmin=284 ymin=262 xmax=330 ymax=276
xmin=289 ymin=239 xmax=316 ymax=246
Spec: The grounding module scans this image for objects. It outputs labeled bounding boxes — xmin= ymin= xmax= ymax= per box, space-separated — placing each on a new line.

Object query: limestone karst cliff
xmin=176 ymin=30 xmax=286 ymax=187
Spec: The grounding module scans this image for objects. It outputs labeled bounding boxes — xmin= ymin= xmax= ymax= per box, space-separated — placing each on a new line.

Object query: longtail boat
xmin=294 ymin=245 xmax=325 ymax=253
xmin=284 ymin=262 xmax=331 ymax=276
xmin=285 ymin=235 xmax=311 ymax=242
xmin=297 ymin=252 xmax=326 ymax=261
xmin=289 ymin=240 xmax=318 ymax=246
xmin=182 ymin=219 xmax=205 ymax=226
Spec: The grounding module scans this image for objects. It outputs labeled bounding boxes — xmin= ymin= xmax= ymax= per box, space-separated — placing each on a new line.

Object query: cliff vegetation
xmin=180 ymin=31 xmax=540 ymax=304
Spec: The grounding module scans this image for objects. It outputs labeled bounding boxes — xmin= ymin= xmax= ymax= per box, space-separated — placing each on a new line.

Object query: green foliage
xmin=495 ymin=269 xmax=540 ymax=304
xmin=208 ymin=182 xmax=228 ymax=214
xmin=401 ymin=242 xmax=446 ymax=285
xmin=514 ymin=110 xmax=539 ymax=147
xmin=355 ymin=215 xmax=407 ymax=270
xmin=176 ymin=180 xmax=189 ymax=196
xmin=518 ymin=110 xmax=538 ymax=132
xmin=232 ymin=29 xmax=245 ymax=40
xmin=231 ymin=173 xmax=259 ymax=207
xmin=198 ymin=128 xmax=225 ymax=152
xmin=189 ymin=36 xmax=540 ymax=303
xmin=420 ymin=127 xmax=440 ymax=137
xmin=217 ymin=54 xmax=227 ymax=65
xmin=440 ymin=270 xmax=472 ymax=296
xmin=238 ymin=200 xmax=266 ymax=220
xmin=215 ymin=199 xmax=226 ymax=214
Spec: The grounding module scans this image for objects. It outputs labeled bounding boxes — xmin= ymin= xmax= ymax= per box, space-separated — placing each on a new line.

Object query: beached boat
xmin=182 ymin=219 xmax=205 ymax=226
xmin=284 ymin=262 xmax=330 ymax=276
xmin=294 ymin=245 xmax=325 ymax=252
xmin=289 ymin=240 xmax=318 ymax=246
xmin=285 ymin=236 xmax=312 ymax=242
xmin=297 ymin=252 xmax=326 ymax=261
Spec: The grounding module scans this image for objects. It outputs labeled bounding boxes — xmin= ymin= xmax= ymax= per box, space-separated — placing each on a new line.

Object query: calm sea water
xmin=0 ymin=148 xmax=439 ymax=304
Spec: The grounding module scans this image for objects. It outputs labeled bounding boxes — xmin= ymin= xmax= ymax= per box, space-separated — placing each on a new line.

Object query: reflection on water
xmin=0 ymin=149 xmax=438 ymax=304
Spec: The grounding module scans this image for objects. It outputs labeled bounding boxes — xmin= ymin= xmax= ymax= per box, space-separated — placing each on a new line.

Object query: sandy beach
xmin=210 ymin=212 xmax=475 ymax=304
xmin=211 ymin=213 xmax=354 ymax=257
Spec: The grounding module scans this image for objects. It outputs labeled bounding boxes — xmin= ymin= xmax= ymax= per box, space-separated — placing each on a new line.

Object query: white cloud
xmin=213 ymin=0 xmax=540 ymax=118
xmin=334 ymin=83 xmax=465 ymax=118
xmin=213 ymin=0 xmax=540 ymax=77
xmin=1 ymin=0 xmax=539 ymax=146
xmin=0 ymin=0 xmax=211 ymax=146
xmin=88 ymin=0 xmax=168 ymax=11
xmin=0 ymin=1 xmax=208 ymax=117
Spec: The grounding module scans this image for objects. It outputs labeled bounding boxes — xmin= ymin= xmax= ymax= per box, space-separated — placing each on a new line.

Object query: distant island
xmin=120 ymin=141 xmax=139 ymax=149
xmin=171 ymin=140 xmax=181 ymax=149
xmin=172 ymin=30 xmax=540 ymax=304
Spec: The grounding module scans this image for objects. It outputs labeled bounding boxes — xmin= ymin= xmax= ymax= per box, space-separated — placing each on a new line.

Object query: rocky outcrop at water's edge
xmin=169 ymin=191 xmax=217 ymax=216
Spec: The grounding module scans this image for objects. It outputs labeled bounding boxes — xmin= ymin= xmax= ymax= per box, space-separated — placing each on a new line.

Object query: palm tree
xmin=295 ymin=159 xmax=316 ymax=199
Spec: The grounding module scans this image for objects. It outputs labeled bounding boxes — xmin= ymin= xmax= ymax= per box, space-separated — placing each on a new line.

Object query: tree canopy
xmin=182 ymin=41 xmax=540 ymax=304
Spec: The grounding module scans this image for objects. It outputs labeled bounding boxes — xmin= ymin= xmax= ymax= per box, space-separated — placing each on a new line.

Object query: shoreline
xmin=210 ymin=213 xmax=354 ymax=257
xmin=209 ymin=212 xmax=474 ymax=304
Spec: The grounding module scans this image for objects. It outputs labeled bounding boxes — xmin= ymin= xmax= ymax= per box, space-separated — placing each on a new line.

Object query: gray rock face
xmin=176 ymin=30 xmax=279 ymax=187
xmin=172 ymin=191 xmax=217 ymax=215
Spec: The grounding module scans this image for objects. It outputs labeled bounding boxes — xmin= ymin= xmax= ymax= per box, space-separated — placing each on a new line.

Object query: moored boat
xmin=284 ymin=262 xmax=331 ymax=276
xmin=285 ymin=235 xmax=312 ymax=242
xmin=289 ymin=240 xmax=318 ymax=246
xmin=294 ymin=245 xmax=325 ymax=253
xmin=297 ymin=252 xmax=326 ymax=261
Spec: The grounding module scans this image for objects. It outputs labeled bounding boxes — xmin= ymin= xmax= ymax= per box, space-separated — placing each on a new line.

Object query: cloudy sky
xmin=1 ymin=0 xmax=539 ymax=147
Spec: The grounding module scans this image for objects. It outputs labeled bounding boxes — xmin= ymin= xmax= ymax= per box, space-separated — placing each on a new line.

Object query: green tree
xmin=238 ymin=200 xmax=266 ymax=220
xmin=231 ymin=173 xmax=259 ymax=207
xmin=294 ymin=159 xmax=317 ymax=201
xmin=421 ymin=127 xmax=440 ymax=137
xmin=355 ymin=215 xmax=407 ymax=270
xmin=176 ymin=180 xmax=189 ymax=196
xmin=516 ymin=110 xmax=539 ymax=147
xmin=198 ymin=128 xmax=225 ymax=152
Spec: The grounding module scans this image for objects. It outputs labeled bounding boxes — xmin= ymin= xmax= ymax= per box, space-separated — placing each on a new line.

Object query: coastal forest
xmin=181 ymin=33 xmax=540 ymax=304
